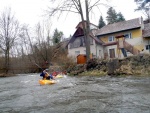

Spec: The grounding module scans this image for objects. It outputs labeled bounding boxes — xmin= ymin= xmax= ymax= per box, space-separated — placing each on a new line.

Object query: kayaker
xmin=52 ymin=71 xmax=58 ymax=77
xmin=40 ymin=69 xmax=54 ymax=80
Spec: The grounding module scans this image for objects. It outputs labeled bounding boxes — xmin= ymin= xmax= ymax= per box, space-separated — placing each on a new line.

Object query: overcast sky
xmin=0 ymin=0 xmax=145 ymax=38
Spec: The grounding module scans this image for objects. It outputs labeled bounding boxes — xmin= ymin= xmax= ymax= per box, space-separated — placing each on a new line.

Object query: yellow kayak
xmin=55 ymin=74 xmax=63 ymax=78
xmin=39 ymin=80 xmax=56 ymax=85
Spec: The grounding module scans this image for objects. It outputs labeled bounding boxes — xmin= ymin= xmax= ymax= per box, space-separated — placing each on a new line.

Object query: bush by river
xmin=67 ymin=54 xmax=150 ymax=76
xmin=1 ymin=54 xmax=150 ymax=77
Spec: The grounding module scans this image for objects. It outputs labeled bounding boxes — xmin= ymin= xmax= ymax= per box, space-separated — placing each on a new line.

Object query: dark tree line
xmin=98 ymin=0 xmax=150 ymax=29
xmin=98 ymin=7 xmax=125 ymax=29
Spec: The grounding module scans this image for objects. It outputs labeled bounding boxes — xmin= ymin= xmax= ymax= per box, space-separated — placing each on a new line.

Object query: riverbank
xmin=0 ymin=73 xmax=16 ymax=77
xmin=67 ymin=54 xmax=150 ymax=76
xmin=1 ymin=54 xmax=150 ymax=77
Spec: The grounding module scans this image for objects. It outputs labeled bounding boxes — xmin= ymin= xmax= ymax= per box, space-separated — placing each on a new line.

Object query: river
xmin=0 ymin=74 xmax=150 ymax=113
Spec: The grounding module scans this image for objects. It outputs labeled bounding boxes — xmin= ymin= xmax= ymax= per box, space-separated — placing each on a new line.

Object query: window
xmin=75 ymin=51 xmax=80 ymax=55
xmin=146 ymin=45 xmax=150 ymax=50
xmin=124 ymin=33 xmax=132 ymax=39
xmin=108 ymin=36 xmax=114 ymax=42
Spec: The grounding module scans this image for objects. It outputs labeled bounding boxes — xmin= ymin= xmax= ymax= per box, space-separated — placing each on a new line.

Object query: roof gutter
xmin=97 ymin=27 xmax=141 ymax=37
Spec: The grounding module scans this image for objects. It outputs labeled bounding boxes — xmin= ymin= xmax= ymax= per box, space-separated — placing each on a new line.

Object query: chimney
xmin=140 ymin=16 xmax=144 ymax=30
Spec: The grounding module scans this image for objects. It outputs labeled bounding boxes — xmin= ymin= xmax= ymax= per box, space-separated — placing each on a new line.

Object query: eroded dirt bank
xmin=68 ymin=54 xmax=150 ymax=76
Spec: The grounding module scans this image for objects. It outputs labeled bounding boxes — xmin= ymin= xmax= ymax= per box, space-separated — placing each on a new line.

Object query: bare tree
xmin=19 ymin=22 xmax=54 ymax=70
xmin=0 ymin=8 xmax=19 ymax=73
xmin=47 ymin=0 xmax=107 ymax=61
xmin=34 ymin=22 xmax=53 ymax=63
xmin=19 ymin=25 xmax=38 ymax=63
xmin=135 ymin=0 xmax=150 ymax=20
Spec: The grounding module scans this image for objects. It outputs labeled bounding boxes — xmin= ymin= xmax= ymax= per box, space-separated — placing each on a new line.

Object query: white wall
xmin=68 ymin=37 xmax=149 ymax=60
xmin=92 ymin=44 xmax=104 ymax=59
xmin=68 ymin=40 xmax=104 ymax=59
xmin=125 ymin=37 xmax=143 ymax=46
xmin=68 ymin=44 xmax=86 ymax=57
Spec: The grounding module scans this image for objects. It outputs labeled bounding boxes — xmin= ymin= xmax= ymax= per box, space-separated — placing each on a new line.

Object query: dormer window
xmin=108 ymin=36 xmax=114 ymax=42
xmin=124 ymin=33 xmax=132 ymax=39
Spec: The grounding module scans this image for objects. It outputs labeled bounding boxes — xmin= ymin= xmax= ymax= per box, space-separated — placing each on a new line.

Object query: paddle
xmin=34 ymin=63 xmax=56 ymax=80
xmin=34 ymin=62 xmax=44 ymax=71
xmin=34 ymin=63 xmax=61 ymax=83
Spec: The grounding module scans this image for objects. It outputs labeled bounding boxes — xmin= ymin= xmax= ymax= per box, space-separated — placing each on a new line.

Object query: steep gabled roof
xmin=76 ymin=21 xmax=98 ymax=29
xmin=67 ymin=27 xmax=83 ymax=44
xmin=143 ymin=23 xmax=150 ymax=38
xmin=89 ymin=32 xmax=103 ymax=45
xmin=66 ymin=27 xmax=103 ymax=47
xmin=96 ymin=18 xmax=142 ymax=36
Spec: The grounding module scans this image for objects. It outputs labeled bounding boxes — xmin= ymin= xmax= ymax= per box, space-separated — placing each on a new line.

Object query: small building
xmin=77 ymin=54 xmax=86 ymax=64
xmin=66 ymin=21 xmax=103 ymax=60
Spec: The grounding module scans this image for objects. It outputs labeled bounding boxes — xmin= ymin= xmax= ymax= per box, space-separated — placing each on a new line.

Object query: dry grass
xmin=79 ymin=70 xmax=107 ymax=76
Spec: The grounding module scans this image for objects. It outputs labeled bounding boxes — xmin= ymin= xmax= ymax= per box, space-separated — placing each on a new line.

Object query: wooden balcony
xmin=123 ymin=41 xmax=140 ymax=55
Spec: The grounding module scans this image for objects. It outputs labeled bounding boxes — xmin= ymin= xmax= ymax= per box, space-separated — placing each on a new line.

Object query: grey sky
xmin=0 ymin=0 xmax=145 ymax=38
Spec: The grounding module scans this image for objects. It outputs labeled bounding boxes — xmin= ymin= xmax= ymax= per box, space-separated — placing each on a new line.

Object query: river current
xmin=0 ymin=74 xmax=150 ymax=113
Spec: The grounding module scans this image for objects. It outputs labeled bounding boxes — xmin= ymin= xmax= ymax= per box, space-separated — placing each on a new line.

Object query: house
xmin=67 ymin=21 xmax=104 ymax=60
xmin=67 ymin=17 xmax=150 ymax=61
xmin=96 ymin=17 xmax=150 ymax=59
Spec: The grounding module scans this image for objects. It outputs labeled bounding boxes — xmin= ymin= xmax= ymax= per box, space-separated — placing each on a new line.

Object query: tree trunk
xmin=78 ymin=0 xmax=91 ymax=61
xmin=85 ymin=0 xmax=91 ymax=61
xmin=5 ymin=48 xmax=9 ymax=74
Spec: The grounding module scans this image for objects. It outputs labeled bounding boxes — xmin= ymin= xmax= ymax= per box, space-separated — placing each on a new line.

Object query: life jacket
xmin=52 ymin=71 xmax=57 ymax=76
xmin=40 ymin=72 xmax=45 ymax=77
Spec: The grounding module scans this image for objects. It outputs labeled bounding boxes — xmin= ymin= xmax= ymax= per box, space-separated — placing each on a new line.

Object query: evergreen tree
xmin=106 ymin=7 xmax=118 ymax=24
xmin=117 ymin=12 xmax=125 ymax=22
xmin=52 ymin=28 xmax=63 ymax=45
xmin=98 ymin=16 xmax=106 ymax=29
xmin=106 ymin=7 xmax=126 ymax=24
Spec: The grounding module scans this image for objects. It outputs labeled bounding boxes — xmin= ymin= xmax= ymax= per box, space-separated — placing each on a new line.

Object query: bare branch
xmin=47 ymin=0 xmax=79 ymax=18
xmin=88 ymin=0 xmax=101 ymax=11
xmin=89 ymin=2 xmax=110 ymax=12
xmin=71 ymin=0 xmax=80 ymax=12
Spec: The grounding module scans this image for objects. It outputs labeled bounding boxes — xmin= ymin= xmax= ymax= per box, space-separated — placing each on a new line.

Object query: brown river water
xmin=0 ymin=74 xmax=150 ymax=113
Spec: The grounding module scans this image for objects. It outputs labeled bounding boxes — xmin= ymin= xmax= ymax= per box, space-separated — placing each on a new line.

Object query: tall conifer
xmin=98 ymin=16 xmax=106 ymax=28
